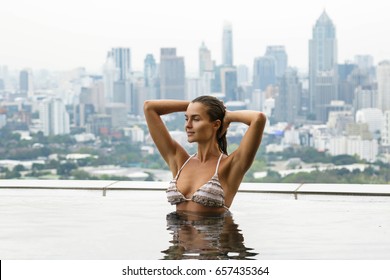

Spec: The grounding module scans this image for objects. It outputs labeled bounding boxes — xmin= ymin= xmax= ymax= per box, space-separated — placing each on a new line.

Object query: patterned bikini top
xmin=166 ymin=153 xmax=228 ymax=209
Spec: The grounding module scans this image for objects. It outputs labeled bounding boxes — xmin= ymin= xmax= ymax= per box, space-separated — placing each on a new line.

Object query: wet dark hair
xmin=191 ymin=95 xmax=228 ymax=155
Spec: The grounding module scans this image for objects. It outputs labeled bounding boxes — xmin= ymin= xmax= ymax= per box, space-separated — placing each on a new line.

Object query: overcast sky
xmin=1 ymin=0 xmax=389 ymax=74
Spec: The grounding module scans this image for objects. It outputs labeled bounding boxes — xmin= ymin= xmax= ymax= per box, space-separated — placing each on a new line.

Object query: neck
xmin=196 ymin=142 xmax=221 ymax=162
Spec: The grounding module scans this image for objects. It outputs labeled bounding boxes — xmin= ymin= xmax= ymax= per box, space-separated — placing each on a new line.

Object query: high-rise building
xmin=110 ymin=47 xmax=131 ymax=81
xmin=74 ymin=86 xmax=96 ymax=128
xmin=144 ymin=54 xmax=157 ymax=88
xmin=253 ymin=56 xmax=276 ymax=91
xmin=353 ymin=85 xmax=378 ymax=111
xmin=91 ymin=80 xmax=105 ymax=114
xmin=106 ymin=48 xmax=132 ymax=113
xmin=39 ymin=98 xmax=70 ymax=136
xmin=237 ymin=65 xmax=250 ymax=85
xmin=274 ymin=68 xmax=302 ymax=123
xmin=103 ymin=52 xmax=118 ymax=103
xmin=220 ymin=66 xmax=237 ymax=101
xmin=198 ymin=42 xmax=214 ymax=97
xmin=338 ymin=62 xmax=358 ymax=105
xmin=159 ymin=48 xmax=185 ymax=100
xmin=144 ymin=54 xmax=159 ymax=100
xmin=199 ymin=42 xmax=214 ymax=76
xmin=186 ymin=77 xmax=201 ymax=101
xmin=222 ymin=22 xmax=233 ymax=66
xmin=377 ymin=60 xmax=390 ymax=112
xmin=309 ymin=11 xmax=338 ymax=122
xmin=265 ymin=46 xmax=288 ymax=78
xmin=19 ymin=68 xmax=34 ymax=97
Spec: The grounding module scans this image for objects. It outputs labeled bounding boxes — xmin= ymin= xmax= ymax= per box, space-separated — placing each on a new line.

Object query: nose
xmin=185 ymin=119 xmax=192 ymax=129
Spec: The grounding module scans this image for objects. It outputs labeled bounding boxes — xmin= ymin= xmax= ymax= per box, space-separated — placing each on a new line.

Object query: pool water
xmin=0 ymin=187 xmax=390 ymax=259
xmin=162 ymin=211 xmax=258 ymax=260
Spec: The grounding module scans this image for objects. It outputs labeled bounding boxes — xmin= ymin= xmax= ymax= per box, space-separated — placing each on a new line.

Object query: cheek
xmin=197 ymin=123 xmax=215 ymax=137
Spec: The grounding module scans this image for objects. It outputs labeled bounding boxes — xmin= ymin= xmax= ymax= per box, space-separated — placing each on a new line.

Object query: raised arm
xmin=143 ymin=100 xmax=189 ymax=169
xmin=225 ymin=110 xmax=267 ymax=174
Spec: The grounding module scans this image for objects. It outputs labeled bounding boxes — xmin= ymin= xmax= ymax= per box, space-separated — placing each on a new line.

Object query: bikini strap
xmin=175 ymin=153 xmax=196 ymax=179
xmin=214 ymin=153 xmax=224 ymax=175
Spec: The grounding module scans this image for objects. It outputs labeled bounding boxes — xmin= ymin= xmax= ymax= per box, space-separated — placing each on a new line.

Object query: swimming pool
xmin=0 ymin=180 xmax=389 ymax=259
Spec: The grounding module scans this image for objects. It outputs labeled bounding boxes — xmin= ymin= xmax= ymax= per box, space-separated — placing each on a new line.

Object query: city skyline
xmin=1 ymin=0 xmax=390 ymax=73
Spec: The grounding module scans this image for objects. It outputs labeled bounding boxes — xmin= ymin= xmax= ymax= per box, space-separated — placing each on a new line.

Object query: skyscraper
xmin=198 ymin=42 xmax=214 ymax=97
xmin=265 ymin=46 xmax=288 ymax=78
xmin=222 ymin=22 xmax=233 ymax=66
xmin=143 ymin=54 xmax=159 ymax=101
xmin=253 ymin=56 xmax=276 ymax=91
xmin=353 ymin=85 xmax=377 ymax=110
xmin=199 ymin=42 xmax=213 ymax=76
xmin=110 ymin=47 xmax=131 ymax=81
xmin=159 ymin=48 xmax=185 ymax=99
xmin=309 ymin=11 xmax=338 ymax=122
xmin=237 ymin=65 xmax=249 ymax=86
xmin=338 ymin=62 xmax=358 ymax=105
xmin=144 ymin=54 xmax=157 ymax=88
xmin=103 ymin=52 xmax=118 ymax=103
xmin=377 ymin=60 xmax=390 ymax=112
xmin=19 ymin=68 xmax=34 ymax=97
xmin=220 ymin=66 xmax=237 ymax=101
xmin=109 ymin=48 xmax=132 ymax=113
xmin=274 ymin=68 xmax=302 ymax=123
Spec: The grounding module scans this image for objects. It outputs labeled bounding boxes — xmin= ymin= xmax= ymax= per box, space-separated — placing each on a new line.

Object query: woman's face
xmin=185 ymin=102 xmax=219 ymax=143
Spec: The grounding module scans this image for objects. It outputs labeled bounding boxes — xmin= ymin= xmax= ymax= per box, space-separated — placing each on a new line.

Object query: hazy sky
xmin=1 ymin=0 xmax=390 ymax=74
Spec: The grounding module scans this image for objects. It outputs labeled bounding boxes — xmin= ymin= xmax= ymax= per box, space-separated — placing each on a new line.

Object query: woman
xmin=144 ymin=95 xmax=266 ymax=215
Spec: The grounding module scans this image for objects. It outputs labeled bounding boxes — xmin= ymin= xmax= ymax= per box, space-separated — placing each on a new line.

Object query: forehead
xmin=186 ymin=102 xmax=208 ymax=116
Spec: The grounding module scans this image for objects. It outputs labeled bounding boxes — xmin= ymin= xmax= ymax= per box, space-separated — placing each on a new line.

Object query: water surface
xmin=162 ymin=211 xmax=257 ymax=259
xmin=1 ymin=187 xmax=390 ymax=259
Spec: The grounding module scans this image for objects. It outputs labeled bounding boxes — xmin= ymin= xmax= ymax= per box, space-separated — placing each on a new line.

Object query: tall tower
xmin=19 ymin=68 xmax=34 ymax=97
xmin=103 ymin=52 xmax=118 ymax=103
xmin=274 ymin=68 xmax=302 ymax=123
xmin=198 ymin=42 xmax=214 ymax=97
xmin=220 ymin=66 xmax=237 ymax=101
xmin=159 ymin=48 xmax=185 ymax=99
xmin=377 ymin=60 xmax=390 ymax=112
xmin=265 ymin=46 xmax=288 ymax=78
xmin=199 ymin=42 xmax=213 ymax=76
xmin=309 ymin=10 xmax=338 ymax=122
xmin=109 ymin=48 xmax=132 ymax=113
xmin=253 ymin=56 xmax=276 ymax=91
xmin=144 ymin=54 xmax=157 ymax=87
xmin=110 ymin=47 xmax=131 ymax=81
xmin=222 ymin=22 xmax=233 ymax=66
xmin=144 ymin=54 xmax=159 ymax=100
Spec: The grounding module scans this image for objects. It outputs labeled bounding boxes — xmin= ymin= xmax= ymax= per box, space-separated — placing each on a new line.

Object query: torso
xmin=170 ymin=153 xmax=241 ymax=214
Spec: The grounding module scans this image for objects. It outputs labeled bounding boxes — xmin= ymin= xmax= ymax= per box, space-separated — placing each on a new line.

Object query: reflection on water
xmin=161 ymin=211 xmax=258 ymax=260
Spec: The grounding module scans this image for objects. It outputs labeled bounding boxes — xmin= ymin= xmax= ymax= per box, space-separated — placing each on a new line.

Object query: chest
xmin=176 ymin=161 xmax=220 ymax=196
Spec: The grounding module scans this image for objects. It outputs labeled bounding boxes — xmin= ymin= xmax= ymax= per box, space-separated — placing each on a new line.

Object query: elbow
xmin=251 ymin=112 xmax=267 ymax=132
xmin=143 ymin=100 xmax=153 ymax=112
xmin=255 ymin=112 xmax=267 ymax=126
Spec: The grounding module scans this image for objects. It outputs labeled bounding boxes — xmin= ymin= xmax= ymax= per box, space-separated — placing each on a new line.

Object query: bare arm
xmin=224 ymin=110 xmax=267 ymax=174
xmin=143 ymin=100 xmax=190 ymax=171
